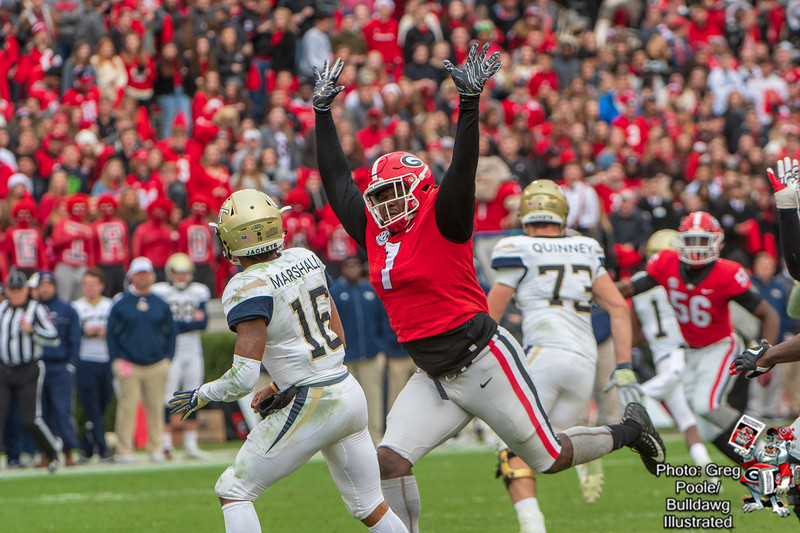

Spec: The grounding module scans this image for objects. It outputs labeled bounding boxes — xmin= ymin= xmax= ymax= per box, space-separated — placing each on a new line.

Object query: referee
xmin=0 ymin=270 xmax=63 ymax=472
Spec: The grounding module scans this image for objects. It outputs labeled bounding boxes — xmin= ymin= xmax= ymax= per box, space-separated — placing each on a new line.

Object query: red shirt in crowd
xmin=92 ymin=216 xmax=129 ymax=267
xmin=177 ymin=217 xmax=215 ymax=266
xmin=51 ymin=217 xmax=93 ymax=267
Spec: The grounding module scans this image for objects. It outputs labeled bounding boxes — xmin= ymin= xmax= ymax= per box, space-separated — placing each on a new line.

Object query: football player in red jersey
xmin=617 ymin=211 xmax=779 ymax=463
xmin=314 ymin=45 xmax=666 ymax=533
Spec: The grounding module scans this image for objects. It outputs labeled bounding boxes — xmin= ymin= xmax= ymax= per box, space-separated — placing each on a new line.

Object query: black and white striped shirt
xmin=0 ymin=299 xmax=60 ymax=366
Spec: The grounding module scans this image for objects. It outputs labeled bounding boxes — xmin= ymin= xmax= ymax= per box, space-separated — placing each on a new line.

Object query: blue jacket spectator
xmin=330 ymin=256 xmax=388 ymax=442
xmin=330 ymin=266 xmax=388 ymax=364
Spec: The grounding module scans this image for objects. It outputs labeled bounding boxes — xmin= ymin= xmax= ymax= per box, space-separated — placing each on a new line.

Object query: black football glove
xmin=729 ymin=340 xmax=773 ymax=378
xmin=443 ymin=42 xmax=502 ymax=97
xmin=312 ymin=58 xmax=344 ymax=112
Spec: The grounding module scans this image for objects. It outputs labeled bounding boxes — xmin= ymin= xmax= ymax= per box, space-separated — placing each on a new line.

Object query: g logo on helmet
xmin=400 ymin=155 xmax=423 ymax=168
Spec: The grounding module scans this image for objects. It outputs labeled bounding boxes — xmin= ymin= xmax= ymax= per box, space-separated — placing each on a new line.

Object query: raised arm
xmin=435 ymin=43 xmax=502 ymax=243
xmin=313 ymin=59 xmax=368 ymax=249
xmin=768 ymin=158 xmax=800 ymax=280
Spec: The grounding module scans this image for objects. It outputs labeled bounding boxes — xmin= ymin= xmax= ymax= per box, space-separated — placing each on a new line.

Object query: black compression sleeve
xmin=434 ymin=95 xmax=481 ymax=243
xmin=732 ymin=288 xmax=764 ymax=314
xmin=315 ymin=110 xmax=368 ymax=250
xmin=631 ymin=273 xmax=658 ymax=294
xmin=779 ymin=208 xmax=800 ymax=281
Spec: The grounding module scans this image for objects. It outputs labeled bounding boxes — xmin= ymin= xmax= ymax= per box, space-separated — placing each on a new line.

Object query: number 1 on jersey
xmin=381 ymin=242 xmax=401 ymax=290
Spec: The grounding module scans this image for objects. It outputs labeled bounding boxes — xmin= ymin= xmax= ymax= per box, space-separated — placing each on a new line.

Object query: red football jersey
xmin=92 ymin=218 xmax=129 ymax=266
xmin=646 ymin=249 xmax=751 ymax=347
xmin=365 ymin=188 xmax=489 ymax=342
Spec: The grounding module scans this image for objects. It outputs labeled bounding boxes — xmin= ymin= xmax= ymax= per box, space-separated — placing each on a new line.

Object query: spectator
xmin=711 ymin=178 xmax=759 ymax=268
xmin=300 ymin=11 xmax=334 ymax=81
xmin=132 ymin=197 xmax=176 ymax=282
xmin=107 ymin=257 xmax=176 ymax=463
xmin=3 ymin=198 xmax=49 ymax=279
xmin=90 ymin=37 xmax=127 ymax=102
xmin=120 ymin=32 xmax=156 ymax=105
xmin=0 ymin=269 xmax=61 ymax=472
xmin=36 ymin=271 xmax=82 ymax=467
xmin=608 ymin=189 xmax=653 ymax=277
xmin=561 ymin=162 xmax=600 ymax=234
xmin=330 ymin=256 xmax=387 ymax=444
xmin=155 ymin=42 xmax=193 ymax=140
xmin=362 ymin=0 xmax=401 ymax=78
xmin=176 ymin=195 xmax=216 ymax=295
xmin=91 ymin=194 xmax=129 ymax=297
xmin=51 ymin=193 xmax=93 ymax=301
xmin=72 ymin=268 xmax=114 ymax=462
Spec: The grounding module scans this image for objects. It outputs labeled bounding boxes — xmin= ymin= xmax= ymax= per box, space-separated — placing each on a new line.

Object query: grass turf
xmin=0 ymin=432 xmax=792 ymax=532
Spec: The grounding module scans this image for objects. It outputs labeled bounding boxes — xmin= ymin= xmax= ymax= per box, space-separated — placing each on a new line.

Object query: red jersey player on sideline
xmin=91 ymin=194 xmax=129 ymax=297
xmin=177 ymin=194 xmax=216 ymax=296
xmin=51 ymin=193 xmax=93 ymax=301
xmin=313 ymin=47 xmax=664 ymax=533
xmin=2 ymin=198 xmax=48 ymax=279
xmin=617 ymin=211 xmax=779 ymax=463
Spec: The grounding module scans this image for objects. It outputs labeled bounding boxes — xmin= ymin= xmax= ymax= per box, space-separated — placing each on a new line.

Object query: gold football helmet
xmin=645 ymin=229 xmax=678 ymax=260
xmin=518 ymin=179 xmax=569 ymax=228
xmin=210 ymin=189 xmax=284 ymax=264
xmin=165 ymin=253 xmax=194 ymax=289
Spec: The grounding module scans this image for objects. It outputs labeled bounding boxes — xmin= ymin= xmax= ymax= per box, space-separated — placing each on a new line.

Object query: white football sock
xmin=514 ymin=498 xmax=546 ymax=533
xmin=368 ymin=509 xmax=408 ymax=533
xmin=381 ymin=476 xmax=420 ymax=533
xmin=690 ymin=443 xmax=711 ymax=467
xmin=222 ymin=501 xmax=260 ymax=533
xmin=184 ymin=430 xmax=199 ymax=450
xmin=162 ymin=432 xmax=172 ymax=450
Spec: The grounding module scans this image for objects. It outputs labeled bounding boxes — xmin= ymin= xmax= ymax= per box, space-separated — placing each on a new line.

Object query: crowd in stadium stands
xmin=1 ymin=0 xmax=800 ymax=466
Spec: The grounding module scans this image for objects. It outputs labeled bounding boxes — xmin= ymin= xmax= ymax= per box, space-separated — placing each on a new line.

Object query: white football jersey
xmin=71 ymin=296 xmax=114 ymax=363
xmin=221 ymin=247 xmax=346 ymax=390
xmin=491 ymin=235 xmax=607 ymax=361
xmin=152 ymin=281 xmax=211 ymax=357
xmin=630 ymin=276 xmax=685 ymax=362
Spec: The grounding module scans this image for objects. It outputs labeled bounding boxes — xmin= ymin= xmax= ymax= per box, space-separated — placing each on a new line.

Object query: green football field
xmin=0 ymin=431 xmax=792 ymax=532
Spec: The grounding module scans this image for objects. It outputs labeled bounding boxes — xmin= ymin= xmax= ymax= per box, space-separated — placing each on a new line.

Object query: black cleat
xmin=622 ymin=402 xmax=665 ymax=475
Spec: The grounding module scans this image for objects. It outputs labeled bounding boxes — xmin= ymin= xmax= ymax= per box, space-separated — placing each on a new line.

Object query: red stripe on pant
xmin=709 ymin=335 xmax=736 ymax=412
xmin=490 ymin=341 xmax=560 ymax=460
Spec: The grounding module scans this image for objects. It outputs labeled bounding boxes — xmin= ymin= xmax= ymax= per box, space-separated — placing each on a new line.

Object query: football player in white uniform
xmin=168 ymin=190 xmax=407 ymax=533
xmin=633 ymin=230 xmax=712 ymax=469
xmin=487 ymin=180 xmax=644 ymax=533
xmin=153 ymin=253 xmax=211 ymax=459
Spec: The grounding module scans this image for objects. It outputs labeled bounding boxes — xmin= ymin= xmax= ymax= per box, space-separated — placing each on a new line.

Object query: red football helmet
xmin=677 ymin=211 xmax=724 ymax=266
xmin=363 ymin=151 xmax=435 ymax=233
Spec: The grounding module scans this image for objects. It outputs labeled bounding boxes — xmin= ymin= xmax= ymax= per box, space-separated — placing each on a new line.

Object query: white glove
xmin=767 ymin=157 xmax=800 ymax=209
xmin=604 ymin=363 xmax=644 ymax=406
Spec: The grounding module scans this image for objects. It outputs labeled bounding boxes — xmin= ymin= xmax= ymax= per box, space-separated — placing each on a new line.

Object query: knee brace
xmin=496 ymin=449 xmax=536 ymax=488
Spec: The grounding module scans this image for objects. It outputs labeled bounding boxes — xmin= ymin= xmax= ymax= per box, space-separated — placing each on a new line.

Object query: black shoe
xmin=622 ymin=402 xmax=665 ymax=475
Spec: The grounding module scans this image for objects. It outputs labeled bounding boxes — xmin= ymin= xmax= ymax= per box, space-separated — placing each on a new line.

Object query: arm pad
xmin=198 ymin=355 xmax=261 ymax=403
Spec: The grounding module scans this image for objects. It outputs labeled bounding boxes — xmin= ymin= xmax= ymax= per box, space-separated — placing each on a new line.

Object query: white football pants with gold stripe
xmin=215 ymin=374 xmax=385 ymax=520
